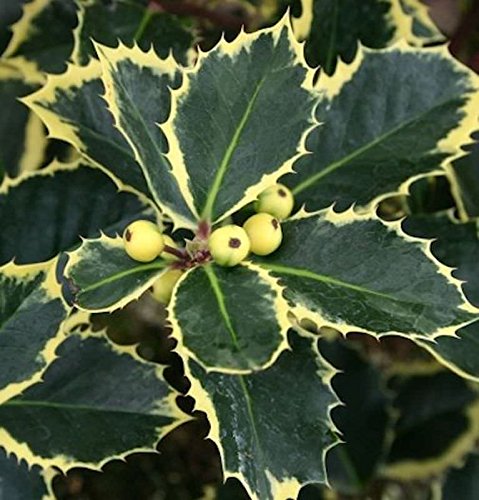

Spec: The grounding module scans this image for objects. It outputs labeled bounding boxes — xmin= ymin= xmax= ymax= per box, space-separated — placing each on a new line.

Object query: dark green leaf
xmin=439 ymin=453 xmax=479 ymax=500
xmin=258 ymin=210 xmax=475 ymax=339
xmin=0 ymin=263 xmax=68 ymax=403
xmin=164 ymin=19 xmax=316 ymax=222
xmin=0 ymin=0 xmax=26 ymax=54
xmin=97 ymin=43 xmax=197 ymax=229
xmin=74 ymin=0 xmax=193 ymax=66
xmin=185 ymin=332 xmax=337 ymax=499
xmin=319 ymin=338 xmax=391 ymax=494
xmin=64 ymin=235 xmax=167 ymax=312
xmin=171 ymin=263 xmax=289 ymax=373
xmin=0 ymin=329 xmax=187 ymax=470
xmin=285 ymin=46 xmax=479 ymax=213
xmin=0 ymin=63 xmax=46 ymax=178
xmin=384 ymin=369 xmax=478 ymax=479
xmin=3 ymin=0 xmax=78 ymax=74
xmin=0 ymin=160 xmax=148 ymax=266
xmin=0 ymin=448 xmax=51 ymax=500
xmin=23 ymin=60 xmax=151 ymax=197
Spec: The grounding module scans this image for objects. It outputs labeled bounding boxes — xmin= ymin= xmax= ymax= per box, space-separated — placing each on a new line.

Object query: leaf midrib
xmin=4 ymin=398 xmax=168 ymax=418
xmin=292 ymin=96 xmax=462 ymax=196
xmin=201 ymin=76 xmax=266 ymax=220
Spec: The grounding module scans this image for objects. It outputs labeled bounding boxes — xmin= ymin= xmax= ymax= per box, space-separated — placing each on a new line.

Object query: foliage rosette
xmin=2 ymin=8 xmax=479 ymax=500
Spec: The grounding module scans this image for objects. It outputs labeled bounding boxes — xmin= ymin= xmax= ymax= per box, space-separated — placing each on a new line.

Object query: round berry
xmin=243 ymin=213 xmax=282 ymax=256
xmin=123 ymin=220 xmax=164 ymax=263
xmin=151 ymin=269 xmax=183 ymax=304
xmin=254 ymin=183 xmax=294 ymax=220
xmin=208 ymin=225 xmax=250 ymax=267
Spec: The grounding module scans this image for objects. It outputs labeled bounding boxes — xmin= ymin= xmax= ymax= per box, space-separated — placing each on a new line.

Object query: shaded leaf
xmin=63 ymin=235 xmax=168 ymax=312
xmin=258 ymin=209 xmax=476 ymax=340
xmin=0 ymin=0 xmax=27 ymax=55
xmin=0 ymin=329 xmax=188 ymax=470
xmin=319 ymin=338 xmax=391 ymax=495
xmin=73 ymin=0 xmax=194 ymax=66
xmin=403 ymin=212 xmax=479 ymax=381
xmin=97 ymin=43 xmax=197 ymax=229
xmin=0 ymin=62 xmax=46 ymax=178
xmin=285 ymin=45 xmax=479 ymax=213
xmin=0 ymin=448 xmax=52 ymax=500
xmin=0 ymin=262 xmax=68 ymax=405
xmin=184 ymin=331 xmax=338 ymax=500
xmin=0 ymin=159 xmax=148 ymax=266
xmin=23 ymin=59 xmax=150 ymax=197
xmin=383 ymin=369 xmax=479 ymax=479
xmin=437 ymin=453 xmax=479 ymax=500
xmin=163 ymin=17 xmax=316 ymax=223
xmin=3 ymin=0 xmax=78 ymax=75
xmin=170 ymin=262 xmax=289 ymax=373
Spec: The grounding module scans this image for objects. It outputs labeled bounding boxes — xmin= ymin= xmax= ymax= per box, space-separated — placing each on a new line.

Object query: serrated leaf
xmin=63 ymin=235 xmax=168 ymax=312
xmin=284 ymin=45 xmax=479 ymax=213
xmin=449 ymin=140 xmax=479 ymax=220
xmin=319 ymin=338 xmax=391 ymax=495
xmin=403 ymin=212 xmax=479 ymax=381
xmin=0 ymin=449 xmax=53 ymax=500
xmin=0 ymin=159 xmax=149 ymax=266
xmin=0 ymin=262 xmax=68 ymax=405
xmin=383 ymin=369 xmax=479 ymax=479
xmin=73 ymin=0 xmax=194 ymax=66
xmin=258 ymin=209 xmax=476 ymax=340
xmin=3 ymin=0 xmax=77 ymax=75
xmin=0 ymin=62 xmax=47 ymax=178
xmin=97 ymin=43 xmax=197 ymax=229
xmin=184 ymin=331 xmax=338 ymax=500
xmin=295 ymin=0 xmax=443 ymax=73
xmin=163 ymin=17 xmax=316 ymax=223
xmin=0 ymin=329 xmax=188 ymax=471
xmin=170 ymin=262 xmax=289 ymax=374
xmin=436 ymin=453 xmax=479 ymax=500
xmin=22 ymin=59 xmax=151 ymax=198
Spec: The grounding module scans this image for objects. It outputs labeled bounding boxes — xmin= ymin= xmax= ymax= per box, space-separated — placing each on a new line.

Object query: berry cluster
xmin=122 ymin=184 xmax=294 ymax=303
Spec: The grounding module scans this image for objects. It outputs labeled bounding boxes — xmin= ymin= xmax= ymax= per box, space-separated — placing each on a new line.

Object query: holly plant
xmin=2 ymin=0 xmax=479 ymax=499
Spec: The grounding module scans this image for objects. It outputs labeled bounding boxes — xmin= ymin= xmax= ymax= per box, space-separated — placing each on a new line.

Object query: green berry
xmin=123 ymin=220 xmax=164 ymax=263
xmin=151 ymin=269 xmax=183 ymax=304
xmin=243 ymin=213 xmax=282 ymax=256
xmin=208 ymin=225 xmax=250 ymax=267
xmin=254 ymin=183 xmax=294 ymax=220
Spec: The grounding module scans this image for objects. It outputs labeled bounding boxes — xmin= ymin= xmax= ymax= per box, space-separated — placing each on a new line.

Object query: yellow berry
xmin=208 ymin=225 xmax=250 ymax=267
xmin=254 ymin=184 xmax=294 ymax=220
xmin=123 ymin=220 xmax=164 ymax=263
xmin=161 ymin=235 xmax=180 ymax=261
xmin=243 ymin=213 xmax=282 ymax=256
xmin=151 ymin=269 xmax=183 ymax=304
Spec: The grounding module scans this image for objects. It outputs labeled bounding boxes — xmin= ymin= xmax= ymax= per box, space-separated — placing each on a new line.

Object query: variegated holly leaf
xmin=435 ymin=453 xmax=479 ymax=500
xmin=183 ymin=331 xmax=338 ymax=500
xmin=63 ymin=235 xmax=168 ymax=312
xmin=0 ymin=328 xmax=188 ymax=471
xmin=383 ymin=368 xmax=479 ymax=480
xmin=256 ymin=208 xmax=476 ymax=341
xmin=22 ymin=60 xmax=152 ymax=199
xmin=403 ymin=212 xmax=479 ymax=381
xmin=0 ymin=448 xmax=54 ymax=500
xmin=73 ymin=0 xmax=194 ymax=67
xmin=2 ymin=0 xmax=77 ymax=75
xmin=160 ymin=17 xmax=316 ymax=224
xmin=0 ymin=262 xmax=68 ymax=405
xmin=0 ymin=0 xmax=26 ymax=54
xmin=0 ymin=159 xmax=149 ymax=266
xmin=96 ymin=43 xmax=197 ymax=229
xmin=319 ymin=338 xmax=391 ymax=495
xmin=284 ymin=45 xmax=479 ymax=213
xmin=450 ymin=139 xmax=479 ymax=220
xmin=169 ymin=262 xmax=290 ymax=373
xmin=293 ymin=0 xmax=443 ymax=73
xmin=0 ymin=62 xmax=46 ymax=178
